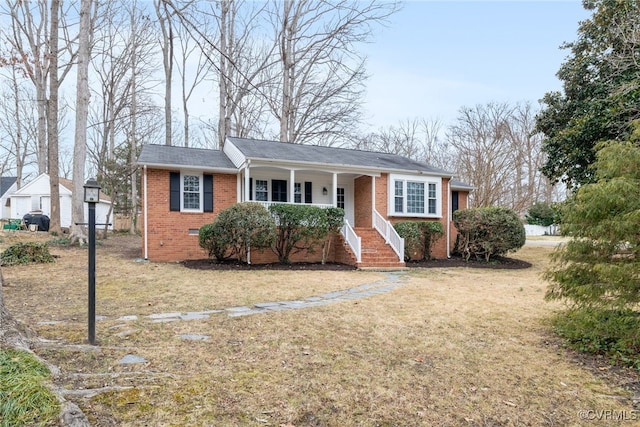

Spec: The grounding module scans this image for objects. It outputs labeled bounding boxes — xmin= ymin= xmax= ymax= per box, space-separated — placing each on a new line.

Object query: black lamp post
xmin=83 ymin=178 xmax=100 ymax=345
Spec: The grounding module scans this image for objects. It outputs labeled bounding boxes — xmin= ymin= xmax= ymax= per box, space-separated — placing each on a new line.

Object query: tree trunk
xmin=70 ymin=0 xmax=94 ymax=245
xmin=47 ymin=0 xmax=61 ymax=235
xmin=129 ymin=9 xmax=138 ymax=236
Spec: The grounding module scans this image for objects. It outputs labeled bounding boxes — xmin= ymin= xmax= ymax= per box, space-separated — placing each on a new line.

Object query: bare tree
xmin=2 ymin=0 xmax=50 ymax=174
xmin=3 ymin=0 xmax=78 ymax=233
xmin=444 ymin=102 xmax=552 ymax=213
xmin=269 ymin=0 xmax=397 ymax=146
xmin=420 ymin=117 xmax=452 ymax=170
xmin=0 ymin=66 xmax=37 ymax=188
xmin=446 ymin=103 xmax=515 ymax=208
xmin=154 ymin=0 xmax=175 ymax=146
xmin=47 ymin=0 xmax=62 ymax=234
xmin=174 ymin=11 xmax=210 ymax=148
xmin=69 ymin=0 xmax=95 ymax=244
xmin=173 ymin=0 xmax=276 ymax=148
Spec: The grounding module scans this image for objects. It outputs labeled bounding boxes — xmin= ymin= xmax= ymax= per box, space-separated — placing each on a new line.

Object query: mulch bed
xmin=182 ymin=255 xmax=531 ymax=271
xmin=182 ymin=260 xmax=358 ymax=271
xmin=407 ymin=255 xmax=532 ymax=270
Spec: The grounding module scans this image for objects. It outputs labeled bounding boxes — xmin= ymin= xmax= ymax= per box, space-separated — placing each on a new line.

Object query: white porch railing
xmin=373 ymin=209 xmax=404 ymax=261
xmin=341 ymin=219 xmax=361 ymax=263
xmin=254 ymin=201 xmax=334 ymax=210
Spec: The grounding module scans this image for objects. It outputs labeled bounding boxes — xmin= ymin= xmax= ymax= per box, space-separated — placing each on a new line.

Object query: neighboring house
xmin=138 ymin=137 xmax=472 ymax=268
xmin=0 ymin=176 xmax=18 ymax=220
xmin=9 ymin=173 xmax=113 ymax=229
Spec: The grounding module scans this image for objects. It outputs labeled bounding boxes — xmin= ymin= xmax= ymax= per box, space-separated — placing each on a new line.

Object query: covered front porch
xmin=239 ymin=165 xmax=359 ymax=225
xmin=238 ymin=166 xmax=405 ymax=268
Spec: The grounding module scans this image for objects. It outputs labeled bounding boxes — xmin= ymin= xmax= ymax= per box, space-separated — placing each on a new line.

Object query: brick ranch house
xmin=137 ymin=137 xmax=472 ymax=268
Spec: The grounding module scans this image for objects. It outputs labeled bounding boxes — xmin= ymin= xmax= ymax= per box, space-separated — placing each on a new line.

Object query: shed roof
xmin=0 ymin=176 xmax=17 ymax=197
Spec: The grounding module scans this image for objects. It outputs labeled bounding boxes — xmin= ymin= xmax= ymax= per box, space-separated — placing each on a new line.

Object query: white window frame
xmin=388 ymin=174 xmax=442 ymax=218
xmin=294 ymin=182 xmax=302 ymax=203
xmin=254 ymin=179 xmax=268 ymax=201
xmin=181 ymin=172 xmax=203 ymax=212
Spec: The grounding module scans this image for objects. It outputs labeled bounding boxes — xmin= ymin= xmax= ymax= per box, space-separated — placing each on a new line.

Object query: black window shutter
xmin=203 ymin=174 xmax=213 ymax=212
xmin=304 ymin=182 xmax=312 ymax=204
xmin=169 ymin=172 xmax=180 ymax=211
xmin=249 ymin=178 xmax=253 ymax=201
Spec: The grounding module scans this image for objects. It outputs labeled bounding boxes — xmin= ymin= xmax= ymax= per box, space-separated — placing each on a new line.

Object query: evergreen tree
xmin=536 ymin=0 xmax=640 ymax=188
xmin=545 ymin=123 xmax=640 ymax=308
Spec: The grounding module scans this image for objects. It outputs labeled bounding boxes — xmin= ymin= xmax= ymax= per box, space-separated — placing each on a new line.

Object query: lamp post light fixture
xmin=83 ymin=178 xmax=100 ymax=345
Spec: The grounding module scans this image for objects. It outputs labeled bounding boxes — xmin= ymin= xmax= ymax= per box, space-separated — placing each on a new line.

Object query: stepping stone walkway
xmin=113 ymin=273 xmax=405 ymax=366
xmin=116 ymin=271 xmax=406 ymax=321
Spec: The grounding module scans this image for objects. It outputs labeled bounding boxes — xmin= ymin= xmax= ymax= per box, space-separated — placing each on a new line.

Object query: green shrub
xmin=0 ymin=242 xmax=55 ymax=266
xmin=525 ymin=202 xmax=556 ymax=226
xmin=199 ymin=202 xmax=276 ymax=263
xmin=0 ymin=348 xmax=60 ymax=426
xmin=394 ymin=221 xmax=444 ymax=261
xmin=268 ymin=204 xmax=344 ymax=264
xmin=199 ymin=222 xmax=233 ymax=262
xmin=552 ymin=308 xmax=640 ymax=369
xmin=394 ymin=222 xmax=421 ymax=261
xmin=453 ymin=207 xmax=525 ymax=261
xmin=418 ymin=221 xmax=444 ymax=260
xmin=321 ymin=207 xmax=346 ymax=264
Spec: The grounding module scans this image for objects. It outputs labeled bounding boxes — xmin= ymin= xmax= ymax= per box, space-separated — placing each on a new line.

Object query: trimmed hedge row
xmin=199 ymin=203 xmax=345 ymax=264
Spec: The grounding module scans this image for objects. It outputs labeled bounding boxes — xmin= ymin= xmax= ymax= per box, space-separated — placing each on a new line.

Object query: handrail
xmin=372 ymin=209 xmax=404 ymax=261
xmin=254 ymin=201 xmax=334 ymax=209
xmin=341 ymin=219 xmax=361 ymax=263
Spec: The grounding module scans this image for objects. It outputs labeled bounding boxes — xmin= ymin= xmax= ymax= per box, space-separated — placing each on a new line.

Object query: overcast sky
xmin=360 ymin=0 xmax=592 ymax=130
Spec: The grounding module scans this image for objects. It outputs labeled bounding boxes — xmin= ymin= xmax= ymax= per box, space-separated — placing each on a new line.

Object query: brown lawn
xmin=1 ymin=231 xmax=638 ymax=426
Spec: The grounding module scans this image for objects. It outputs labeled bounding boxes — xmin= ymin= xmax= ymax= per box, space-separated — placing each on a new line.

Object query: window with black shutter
xmin=169 ymin=172 xmax=180 ymax=211
xmin=203 ymin=174 xmax=213 ymax=212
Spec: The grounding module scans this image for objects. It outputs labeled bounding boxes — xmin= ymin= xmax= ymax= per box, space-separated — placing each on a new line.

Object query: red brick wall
xmin=354 ymin=176 xmax=372 ymax=228
xmin=375 ymin=174 xmax=388 ymax=218
xmin=249 ymin=234 xmax=356 ymax=266
xmin=143 ymin=167 xmax=470 ymax=263
xmin=143 ymin=169 xmax=237 ymax=262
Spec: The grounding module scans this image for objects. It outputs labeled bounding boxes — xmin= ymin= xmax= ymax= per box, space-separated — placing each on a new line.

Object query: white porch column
xmin=332 ymin=173 xmax=337 ymax=207
xmin=244 ymin=163 xmax=250 ymax=202
xmin=371 ymin=175 xmax=376 ymax=227
xmin=290 ymin=169 xmax=295 ymax=202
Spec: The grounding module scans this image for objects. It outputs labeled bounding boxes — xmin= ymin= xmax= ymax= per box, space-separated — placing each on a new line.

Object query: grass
xmin=1 ymin=231 xmax=639 ymax=426
xmin=0 ymin=347 xmax=60 ymax=427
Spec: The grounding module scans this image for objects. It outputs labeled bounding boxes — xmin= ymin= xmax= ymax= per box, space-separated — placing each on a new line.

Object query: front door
xmin=272 ymin=179 xmax=288 ymax=202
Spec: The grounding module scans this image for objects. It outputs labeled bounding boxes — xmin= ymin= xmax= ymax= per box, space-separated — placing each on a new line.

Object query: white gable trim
xmin=223 ymin=139 xmax=247 ymax=168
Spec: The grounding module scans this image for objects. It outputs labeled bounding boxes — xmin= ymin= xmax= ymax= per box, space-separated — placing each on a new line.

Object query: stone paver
xmin=118 ymin=354 xmax=147 ymax=364
xmin=93 ymin=272 xmax=405 ymax=325
xmin=179 ymin=334 xmax=210 ymax=341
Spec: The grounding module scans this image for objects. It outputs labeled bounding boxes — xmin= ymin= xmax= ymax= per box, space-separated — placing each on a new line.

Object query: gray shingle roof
xmin=227 ymin=137 xmax=454 ymax=175
xmin=450 ymin=179 xmax=474 ymax=190
xmin=0 ymin=176 xmax=17 ymax=197
xmin=138 ymin=144 xmax=236 ymax=170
